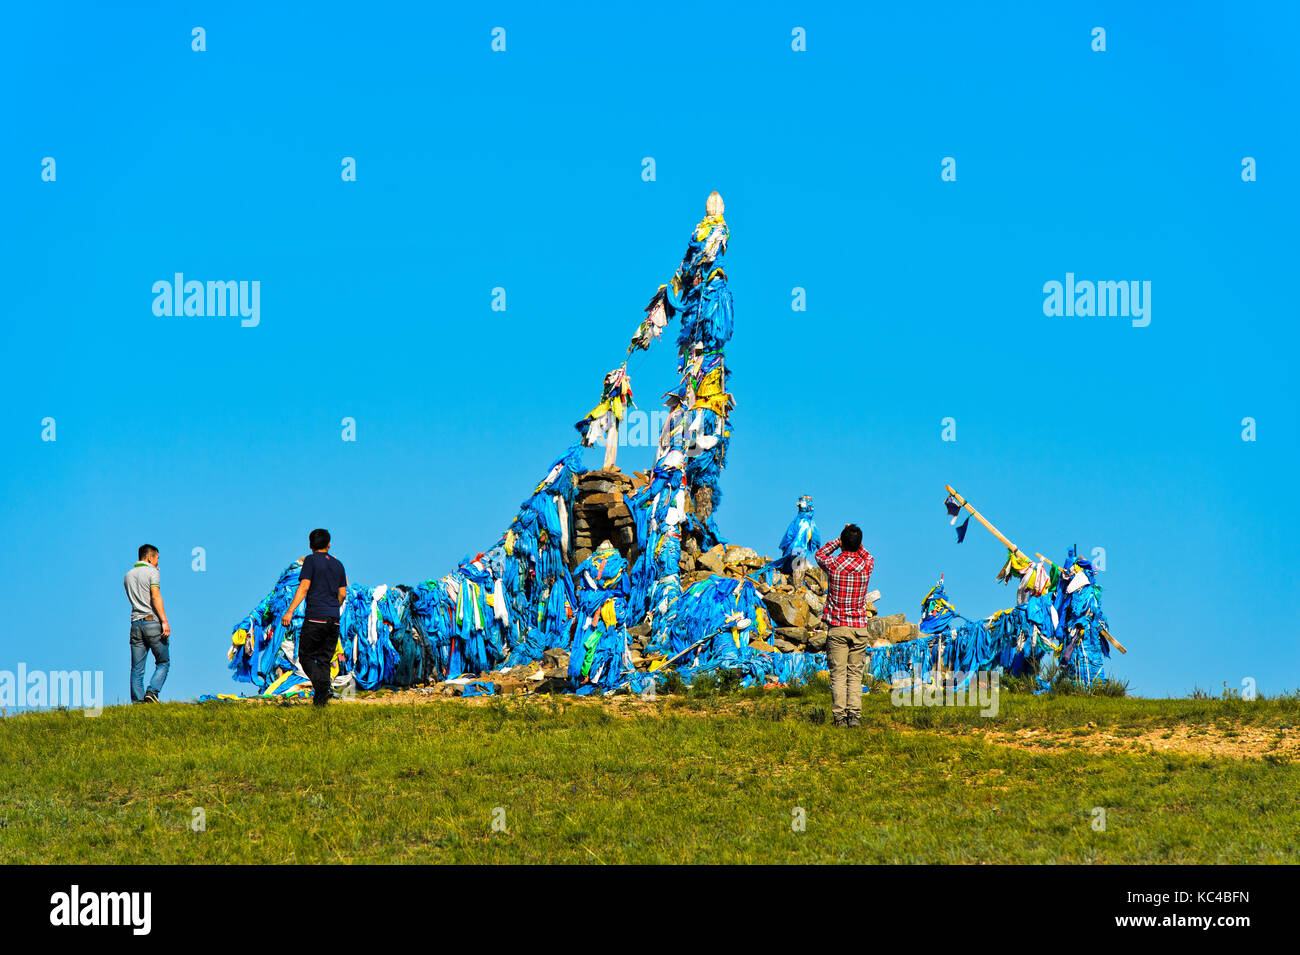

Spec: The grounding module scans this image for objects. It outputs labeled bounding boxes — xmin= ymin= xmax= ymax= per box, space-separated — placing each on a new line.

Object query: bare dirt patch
xmin=337 ymin=688 xmax=1296 ymax=761
xmin=979 ymin=725 xmax=1298 ymax=760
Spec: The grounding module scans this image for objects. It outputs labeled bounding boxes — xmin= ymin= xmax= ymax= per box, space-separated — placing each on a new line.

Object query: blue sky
xmin=2 ymin=1 xmax=1296 ymax=703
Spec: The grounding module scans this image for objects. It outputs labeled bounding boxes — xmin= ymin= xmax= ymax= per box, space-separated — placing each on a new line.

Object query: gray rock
xmin=862 ymin=618 xmax=889 ymax=641
xmin=723 ymin=545 xmax=761 ymax=567
xmin=697 ymin=545 xmax=727 ymax=575
xmin=887 ymin=622 xmax=919 ymax=644
xmin=581 ymin=468 xmax=632 ymax=487
xmin=681 ymin=570 xmax=713 ymax=589
xmin=763 ymin=592 xmax=808 ymax=628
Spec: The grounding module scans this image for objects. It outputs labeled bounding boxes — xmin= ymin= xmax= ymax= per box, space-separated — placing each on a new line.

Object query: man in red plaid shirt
xmin=815 ymin=524 xmax=874 ymax=728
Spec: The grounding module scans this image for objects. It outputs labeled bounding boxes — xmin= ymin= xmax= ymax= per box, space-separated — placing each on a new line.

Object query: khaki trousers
xmin=827 ymin=626 xmax=869 ymax=719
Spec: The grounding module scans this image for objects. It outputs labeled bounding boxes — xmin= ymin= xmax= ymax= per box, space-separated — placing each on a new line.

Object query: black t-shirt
xmin=300 ymin=552 xmax=347 ymax=620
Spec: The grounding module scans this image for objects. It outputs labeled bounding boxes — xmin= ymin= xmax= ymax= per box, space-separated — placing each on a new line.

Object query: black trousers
xmin=299 ymin=619 xmax=339 ymax=706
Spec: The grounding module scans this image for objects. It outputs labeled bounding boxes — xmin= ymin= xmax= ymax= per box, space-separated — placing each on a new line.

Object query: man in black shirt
xmin=281 ymin=528 xmax=348 ymax=707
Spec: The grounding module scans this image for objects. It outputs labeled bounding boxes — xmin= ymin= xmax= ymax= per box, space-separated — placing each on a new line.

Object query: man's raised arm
xmin=815 ymin=538 xmax=841 ymax=570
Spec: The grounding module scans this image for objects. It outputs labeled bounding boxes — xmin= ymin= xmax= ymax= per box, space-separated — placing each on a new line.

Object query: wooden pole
xmin=1098 ymin=627 xmax=1127 ymax=655
xmin=944 ymin=485 xmax=1029 ymax=561
xmin=947 ymin=485 xmax=1127 ymax=655
xmin=648 ymin=637 xmax=708 ymax=673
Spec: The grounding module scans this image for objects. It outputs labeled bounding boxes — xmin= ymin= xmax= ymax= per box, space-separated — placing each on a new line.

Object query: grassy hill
xmin=1 ymin=679 xmax=1296 ymax=864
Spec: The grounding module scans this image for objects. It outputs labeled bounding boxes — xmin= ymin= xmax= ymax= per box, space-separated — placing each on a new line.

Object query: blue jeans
xmin=130 ymin=619 xmax=170 ymax=702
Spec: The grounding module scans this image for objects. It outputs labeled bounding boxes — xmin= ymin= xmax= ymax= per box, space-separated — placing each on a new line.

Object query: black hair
xmin=309 ymin=528 xmax=331 ymax=551
xmin=840 ymin=524 xmax=862 ymax=552
xmin=138 ymin=544 xmax=158 ymax=560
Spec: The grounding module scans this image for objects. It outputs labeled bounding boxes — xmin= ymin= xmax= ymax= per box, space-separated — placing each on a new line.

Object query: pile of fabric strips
xmin=864 ymin=550 xmax=1112 ymax=690
xmin=216 ymin=191 xmax=1117 ymax=704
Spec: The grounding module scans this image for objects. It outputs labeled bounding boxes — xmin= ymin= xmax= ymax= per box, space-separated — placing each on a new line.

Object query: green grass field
xmin=2 ymin=680 xmax=1296 ymax=863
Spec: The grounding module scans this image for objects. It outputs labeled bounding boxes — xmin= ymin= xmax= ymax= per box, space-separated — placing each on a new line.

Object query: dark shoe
xmin=832 ymin=715 xmax=847 ymax=728
xmin=143 ymin=690 xmax=159 ymax=704
xmin=846 ymin=714 xmax=861 ymax=729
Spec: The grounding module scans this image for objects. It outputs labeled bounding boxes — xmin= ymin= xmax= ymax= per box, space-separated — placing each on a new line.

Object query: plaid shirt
xmin=815 ymin=540 xmax=875 ymax=628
